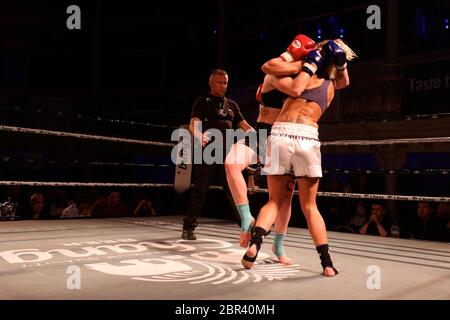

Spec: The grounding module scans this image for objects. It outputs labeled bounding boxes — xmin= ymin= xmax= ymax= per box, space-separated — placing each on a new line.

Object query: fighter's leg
xmin=297 ymin=177 xmax=338 ymax=277
xmin=225 ymin=143 xmax=258 ymax=247
xmin=241 ymin=175 xmax=289 ymax=268
xmin=272 ymin=177 xmax=295 ymax=264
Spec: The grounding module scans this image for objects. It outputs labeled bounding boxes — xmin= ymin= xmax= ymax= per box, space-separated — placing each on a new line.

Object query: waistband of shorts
xmin=271 ymin=122 xmax=319 ymax=140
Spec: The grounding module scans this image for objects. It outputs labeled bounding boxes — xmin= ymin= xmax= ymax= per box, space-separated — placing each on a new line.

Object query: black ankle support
xmin=242 ymin=227 xmax=268 ymax=263
xmin=316 ymin=244 xmax=339 ymax=274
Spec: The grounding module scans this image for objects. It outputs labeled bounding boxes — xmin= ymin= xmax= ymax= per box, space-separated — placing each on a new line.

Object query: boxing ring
xmin=0 ymin=216 xmax=449 ymax=300
xmin=0 ymin=119 xmax=449 ymax=301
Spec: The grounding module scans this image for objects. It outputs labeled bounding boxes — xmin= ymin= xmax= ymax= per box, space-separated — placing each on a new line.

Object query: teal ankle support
xmin=273 ymin=233 xmax=286 ymax=257
xmin=236 ymin=203 xmax=253 ymax=232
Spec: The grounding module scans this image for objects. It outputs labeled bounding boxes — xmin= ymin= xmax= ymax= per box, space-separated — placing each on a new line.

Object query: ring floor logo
xmin=0 ymin=238 xmax=301 ymax=285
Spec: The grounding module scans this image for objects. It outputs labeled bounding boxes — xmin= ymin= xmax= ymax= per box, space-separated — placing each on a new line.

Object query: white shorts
xmin=263 ymin=122 xmax=322 ymax=178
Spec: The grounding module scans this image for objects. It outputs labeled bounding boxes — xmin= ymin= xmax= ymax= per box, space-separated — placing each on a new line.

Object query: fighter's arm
xmin=333 ymin=68 xmax=350 ymax=89
xmin=323 ymin=40 xmax=350 ymax=90
xmin=261 ymin=34 xmax=315 ymax=76
xmin=265 ymin=50 xmax=326 ymax=97
xmin=236 ymin=120 xmax=254 ymax=133
xmin=261 ymin=58 xmax=302 ymax=77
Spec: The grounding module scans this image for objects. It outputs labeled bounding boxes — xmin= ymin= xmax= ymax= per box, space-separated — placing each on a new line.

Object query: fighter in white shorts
xmin=242 ymin=39 xmax=357 ymax=277
xmin=225 ymin=34 xmax=316 ymax=264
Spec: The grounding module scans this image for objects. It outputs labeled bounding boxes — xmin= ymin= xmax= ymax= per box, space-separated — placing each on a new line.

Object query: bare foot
xmin=271 ymin=245 xmax=293 ymax=265
xmin=241 ymin=244 xmax=257 ymax=269
xmin=323 ymin=266 xmax=338 ymax=277
xmin=239 ymin=232 xmax=251 ymax=248
xmin=277 ymin=255 xmax=293 ymax=265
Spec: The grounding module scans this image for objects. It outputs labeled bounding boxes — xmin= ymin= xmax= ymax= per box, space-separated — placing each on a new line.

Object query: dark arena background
xmin=0 ymin=0 xmax=448 ymax=316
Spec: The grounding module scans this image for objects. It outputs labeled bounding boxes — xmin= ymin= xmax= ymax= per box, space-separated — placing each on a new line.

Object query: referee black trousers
xmin=183 ymin=163 xmax=240 ymax=230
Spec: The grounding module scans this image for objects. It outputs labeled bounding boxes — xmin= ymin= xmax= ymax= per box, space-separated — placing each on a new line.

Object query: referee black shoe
xmin=182 ymin=229 xmax=197 ymax=240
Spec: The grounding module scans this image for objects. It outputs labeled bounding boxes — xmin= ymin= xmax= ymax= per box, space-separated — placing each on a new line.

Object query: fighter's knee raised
xmin=225 ymin=160 xmax=240 ymax=175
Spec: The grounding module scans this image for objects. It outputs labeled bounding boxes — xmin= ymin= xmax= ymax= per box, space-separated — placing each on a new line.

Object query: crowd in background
xmin=2 ymin=172 xmax=448 ymax=243
xmin=0 ymin=186 xmax=157 ymax=221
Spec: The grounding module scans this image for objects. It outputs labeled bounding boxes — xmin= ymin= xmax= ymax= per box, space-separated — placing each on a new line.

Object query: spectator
xmin=359 ymin=201 xmax=390 ymax=237
xmin=133 ymin=198 xmax=157 ymax=217
xmin=16 ymin=192 xmax=50 ymax=220
xmin=61 ymin=193 xmax=91 ymax=219
xmin=410 ymin=201 xmax=442 ymax=241
xmin=89 ymin=191 xmax=129 ymax=218
xmin=48 ymin=189 xmax=72 ymax=218
xmin=5 ymin=185 xmax=23 ymax=204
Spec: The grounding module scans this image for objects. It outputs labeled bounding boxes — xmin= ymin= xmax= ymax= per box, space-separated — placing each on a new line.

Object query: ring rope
xmin=2 ymin=154 xmax=448 ymax=174
xmin=0 ymin=125 xmax=175 ymax=147
xmin=0 ymin=106 xmax=178 ymax=130
xmin=1 ymin=124 xmax=449 ymax=147
xmin=0 ymin=181 xmax=448 ymax=202
xmin=4 ymin=105 xmax=450 ymax=129
xmin=2 ymin=155 xmax=448 ymax=175
xmin=321 ymin=137 xmax=450 ymax=146
xmin=0 ymin=155 xmax=450 ymax=175
xmin=217 ymin=186 xmax=450 ymax=202
xmin=0 ymin=181 xmax=174 ymax=188
xmin=320 ymin=112 xmax=450 ymax=124
xmin=323 ymin=168 xmax=449 ymax=175
xmin=80 ymin=116 xmax=178 ymax=129
xmin=1 ymin=156 xmax=171 ymax=168
xmin=88 ymin=162 xmax=170 ymax=168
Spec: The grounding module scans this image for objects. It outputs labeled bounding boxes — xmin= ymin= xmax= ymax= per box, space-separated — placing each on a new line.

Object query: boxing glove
xmin=280 ymin=34 xmax=316 ymax=62
xmin=301 ymin=49 xmax=326 ymax=76
xmin=322 ymin=40 xmax=347 ymax=71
